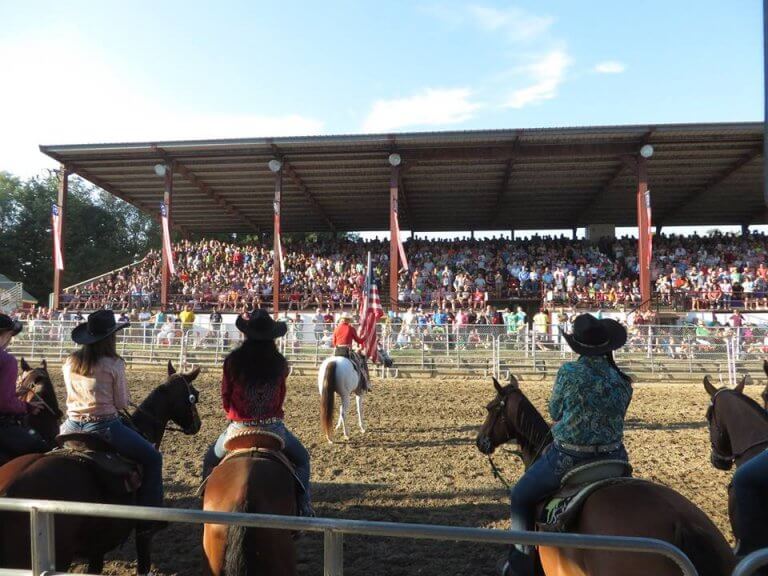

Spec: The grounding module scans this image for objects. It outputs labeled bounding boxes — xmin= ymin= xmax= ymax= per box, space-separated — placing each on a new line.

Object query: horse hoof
xmin=360 ymin=429 xmax=366 ymax=434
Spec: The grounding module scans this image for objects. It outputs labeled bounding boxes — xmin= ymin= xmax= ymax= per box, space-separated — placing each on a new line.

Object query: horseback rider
xmin=0 ymin=313 xmax=48 ymax=461
xmin=60 ymin=310 xmax=165 ymax=532
xmin=500 ymin=314 xmax=632 ymax=576
xmin=732 ymin=438 xmax=768 ymax=557
xmin=202 ymin=309 xmax=314 ymax=517
xmin=332 ymin=312 xmax=369 ymax=390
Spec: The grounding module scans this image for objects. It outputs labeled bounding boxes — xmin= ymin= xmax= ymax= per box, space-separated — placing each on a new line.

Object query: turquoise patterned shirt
xmin=549 ymin=356 xmax=632 ymax=446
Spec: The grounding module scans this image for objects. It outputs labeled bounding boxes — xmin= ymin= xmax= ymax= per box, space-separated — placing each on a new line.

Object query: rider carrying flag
xmin=332 ymin=313 xmax=363 ymax=358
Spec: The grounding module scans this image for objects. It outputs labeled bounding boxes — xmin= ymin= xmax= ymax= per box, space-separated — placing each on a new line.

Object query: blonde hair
xmin=69 ymin=334 xmax=119 ymax=376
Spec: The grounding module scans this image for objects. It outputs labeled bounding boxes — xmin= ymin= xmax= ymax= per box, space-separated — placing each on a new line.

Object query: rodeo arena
xmin=3 ymin=120 xmax=768 ymax=576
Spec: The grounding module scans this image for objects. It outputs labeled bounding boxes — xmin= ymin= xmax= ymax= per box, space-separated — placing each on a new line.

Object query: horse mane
xmin=509 ymin=388 xmax=552 ymax=465
xmin=720 ymin=389 xmax=768 ymax=424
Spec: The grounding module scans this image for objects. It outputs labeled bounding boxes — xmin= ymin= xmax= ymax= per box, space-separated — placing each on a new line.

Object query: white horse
xmin=317 ymin=356 xmax=366 ymax=443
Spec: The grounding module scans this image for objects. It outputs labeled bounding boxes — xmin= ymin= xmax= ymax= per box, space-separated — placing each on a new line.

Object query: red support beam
xmin=273 ymin=164 xmax=283 ymax=319
xmin=637 ymin=157 xmax=651 ymax=310
xmin=52 ymin=166 xmax=68 ymax=310
xmin=389 ymin=164 xmax=400 ymax=312
xmin=160 ymin=162 xmax=174 ymax=308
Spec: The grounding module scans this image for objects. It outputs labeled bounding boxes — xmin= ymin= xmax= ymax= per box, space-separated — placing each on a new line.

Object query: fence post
xmin=30 ymin=507 xmax=56 ymax=576
xmin=179 ymin=331 xmax=187 ymax=371
xmin=324 ymin=529 xmax=344 ymax=576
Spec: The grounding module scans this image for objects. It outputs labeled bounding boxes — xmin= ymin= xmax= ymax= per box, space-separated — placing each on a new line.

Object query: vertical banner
xmin=273 ymin=200 xmax=286 ymax=272
xmin=51 ymin=203 xmax=64 ymax=271
xmin=160 ymin=202 xmax=176 ymax=275
xmin=645 ymin=190 xmax=653 ymax=271
xmin=392 ymin=210 xmax=409 ymax=272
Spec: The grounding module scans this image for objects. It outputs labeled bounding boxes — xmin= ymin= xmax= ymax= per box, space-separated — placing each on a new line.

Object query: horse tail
xmin=673 ymin=519 xmax=735 ymax=576
xmin=223 ymin=502 xmax=248 ymax=576
xmin=320 ymin=361 xmax=337 ymax=442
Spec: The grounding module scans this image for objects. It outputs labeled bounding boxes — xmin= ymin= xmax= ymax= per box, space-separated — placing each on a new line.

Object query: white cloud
xmin=594 ymin=60 xmax=626 ymax=74
xmin=504 ymin=50 xmax=571 ymax=109
xmin=467 ymin=5 xmax=553 ymax=42
xmin=362 ymin=88 xmax=481 ymax=132
xmin=0 ymin=34 xmax=324 ymax=177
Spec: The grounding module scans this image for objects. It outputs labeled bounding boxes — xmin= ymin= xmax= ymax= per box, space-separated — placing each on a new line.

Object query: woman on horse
xmin=202 ymin=309 xmax=314 ymax=517
xmin=732 ymin=440 xmax=768 ymax=557
xmin=0 ymin=313 xmax=48 ymax=460
xmin=501 ymin=313 xmax=632 ymax=576
xmin=60 ymin=310 xmax=165 ymax=524
xmin=332 ymin=312 xmax=363 ymax=357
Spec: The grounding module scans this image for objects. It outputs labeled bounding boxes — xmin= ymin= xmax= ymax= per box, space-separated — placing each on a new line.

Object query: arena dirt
xmin=38 ymin=367 xmax=760 ymax=575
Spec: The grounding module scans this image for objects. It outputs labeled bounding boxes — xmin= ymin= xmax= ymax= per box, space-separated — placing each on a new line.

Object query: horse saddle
xmin=51 ymin=433 xmax=142 ymax=496
xmin=537 ymin=460 xmax=635 ymax=532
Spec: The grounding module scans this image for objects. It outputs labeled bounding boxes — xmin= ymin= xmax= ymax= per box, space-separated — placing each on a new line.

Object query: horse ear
xmin=764 ymin=359 xmax=768 ymax=377
xmin=167 ymin=360 xmax=176 ymax=376
xmin=40 ymin=359 xmax=47 ymax=371
xmin=20 ymin=358 xmax=31 ymax=372
xmin=734 ymin=374 xmax=748 ymax=395
xmin=703 ymin=375 xmax=718 ymax=397
xmin=186 ymin=366 xmax=201 ymax=381
xmin=492 ymin=377 xmax=503 ymax=395
xmin=508 ymin=373 xmax=520 ymax=389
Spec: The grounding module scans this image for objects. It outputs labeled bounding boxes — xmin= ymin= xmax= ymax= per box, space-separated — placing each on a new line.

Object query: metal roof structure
xmin=40 ymin=122 xmax=765 ymax=233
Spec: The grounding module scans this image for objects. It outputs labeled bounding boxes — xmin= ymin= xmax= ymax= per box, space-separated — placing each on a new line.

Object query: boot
xmin=497 ymin=548 xmax=534 ymax=576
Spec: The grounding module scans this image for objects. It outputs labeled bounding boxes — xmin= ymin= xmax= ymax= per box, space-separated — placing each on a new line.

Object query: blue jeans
xmin=203 ymin=421 xmax=312 ymax=514
xmin=60 ymin=418 xmax=163 ymax=507
xmin=509 ymin=442 xmax=628 ymax=554
xmin=732 ymin=450 xmax=768 ymax=554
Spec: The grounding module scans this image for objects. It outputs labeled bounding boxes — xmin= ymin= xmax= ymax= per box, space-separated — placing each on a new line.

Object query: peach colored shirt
xmin=62 ymin=356 xmax=130 ymax=418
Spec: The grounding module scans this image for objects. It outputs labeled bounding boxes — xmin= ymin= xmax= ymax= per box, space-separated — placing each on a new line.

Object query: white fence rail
xmin=9 ymin=320 xmax=761 ymax=380
xmin=0 ymin=498 xmax=699 ymax=576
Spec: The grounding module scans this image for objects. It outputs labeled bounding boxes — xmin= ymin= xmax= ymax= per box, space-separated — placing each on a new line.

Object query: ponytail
xmin=605 ymin=351 xmax=632 ymax=384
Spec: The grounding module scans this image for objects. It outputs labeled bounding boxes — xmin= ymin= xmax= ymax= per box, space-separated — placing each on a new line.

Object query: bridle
xmin=128 ymin=374 xmax=199 ymax=438
xmin=16 ymin=369 xmax=60 ymax=418
xmin=707 ymin=389 xmax=768 ymax=465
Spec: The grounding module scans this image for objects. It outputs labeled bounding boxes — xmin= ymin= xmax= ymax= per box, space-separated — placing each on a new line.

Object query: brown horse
xmin=762 ymin=360 xmax=768 ymax=410
xmin=476 ymin=376 xmax=734 ymax=576
xmin=202 ymin=433 xmax=298 ymax=576
xmin=17 ymin=358 xmax=63 ymax=447
xmin=0 ymin=361 xmax=202 ymax=575
xmin=703 ymin=373 xmax=768 ymax=554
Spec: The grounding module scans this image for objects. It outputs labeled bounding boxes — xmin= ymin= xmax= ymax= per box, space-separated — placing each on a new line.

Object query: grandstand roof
xmin=40 ymin=122 xmax=765 ymax=233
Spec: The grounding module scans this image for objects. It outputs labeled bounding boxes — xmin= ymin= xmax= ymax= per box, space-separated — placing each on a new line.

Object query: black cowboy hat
xmin=562 ymin=314 xmax=627 ymax=357
xmin=0 ymin=313 xmax=23 ymax=336
xmin=71 ymin=309 xmax=129 ymax=345
xmin=236 ymin=309 xmax=287 ymax=341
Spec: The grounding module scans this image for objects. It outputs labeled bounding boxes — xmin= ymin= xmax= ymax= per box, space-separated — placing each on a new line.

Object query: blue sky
xmin=0 ymin=1 xmax=763 ymax=237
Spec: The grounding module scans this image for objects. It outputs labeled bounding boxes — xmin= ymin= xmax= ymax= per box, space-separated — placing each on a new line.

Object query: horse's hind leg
xmin=87 ymin=553 xmax=104 ymax=574
xmin=355 ymin=394 xmax=365 ymax=433
xmin=338 ymin=395 xmax=350 ymax=439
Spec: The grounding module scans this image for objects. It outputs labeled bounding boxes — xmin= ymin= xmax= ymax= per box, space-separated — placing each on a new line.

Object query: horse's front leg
xmin=87 ymin=553 xmax=104 ymax=575
xmin=355 ymin=393 xmax=365 ymax=433
xmin=135 ymin=531 xmax=153 ymax=575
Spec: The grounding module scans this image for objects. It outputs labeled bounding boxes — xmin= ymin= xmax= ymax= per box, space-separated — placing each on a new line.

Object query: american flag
xmin=644 ymin=190 xmax=653 ymax=270
xmin=51 ymin=203 xmax=64 ymax=271
xmin=358 ymin=252 xmax=384 ymax=363
xmin=160 ymin=202 xmax=176 ymax=275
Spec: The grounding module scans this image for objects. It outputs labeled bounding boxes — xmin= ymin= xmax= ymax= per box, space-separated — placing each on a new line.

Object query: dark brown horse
xmin=703 ymin=373 xmax=768 ymax=553
xmin=762 ymin=360 xmax=768 ymax=410
xmin=476 ymin=376 xmax=734 ymax=576
xmin=17 ymin=358 xmax=62 ymax=447
xmin=202 ymin=433 xmax=297 ymax=576
xmin=0 ymin=361 xmax=202 ymax=575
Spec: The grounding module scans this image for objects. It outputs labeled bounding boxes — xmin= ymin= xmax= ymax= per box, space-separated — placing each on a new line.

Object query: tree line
xmin=0 ymin=171 xmax=161 ymax=302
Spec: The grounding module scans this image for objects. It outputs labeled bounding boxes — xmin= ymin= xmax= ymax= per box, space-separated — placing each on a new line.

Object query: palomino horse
xmin=476 ymin=376 xmax=734 ymax=576
xmin=318 ymin=355 xmax=366 ymax=443
xmin=0 ymin=361 xmax=202 ymax=575
xmin=202 ymin=432 xmax=298 ymax=576
xmin=17 ymin=358 xmax=62 ymax=447
xmin=703 ymin=373 xmax=768 ymax=556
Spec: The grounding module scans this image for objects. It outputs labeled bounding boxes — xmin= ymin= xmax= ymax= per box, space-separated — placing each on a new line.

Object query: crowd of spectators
xmin=53 ymin=232 xmax=768 ymax=313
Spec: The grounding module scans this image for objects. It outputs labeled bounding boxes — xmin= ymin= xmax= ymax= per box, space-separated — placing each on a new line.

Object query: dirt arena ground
xmin=27 ymin=366 xmax=766 ymax=575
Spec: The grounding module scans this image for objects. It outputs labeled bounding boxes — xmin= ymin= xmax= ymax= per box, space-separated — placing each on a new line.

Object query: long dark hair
xmin=605 ymin=351 xmax=632 ymax=384
xmin=225 ymin=339 xmax=287 ymax=387
xmin=70 ymin=334 xmax=120 ymax=376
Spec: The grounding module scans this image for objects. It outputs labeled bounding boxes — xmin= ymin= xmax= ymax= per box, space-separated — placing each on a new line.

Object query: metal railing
xmin=733 ymin=550 xmax=768 ymax=576
xmin=8 ymin=320 xmax=764 ymax=381
xmin=0 ymin=498 xmax=699 ymax=576
xmin=0 ymin=283 xmax=23 ymax=314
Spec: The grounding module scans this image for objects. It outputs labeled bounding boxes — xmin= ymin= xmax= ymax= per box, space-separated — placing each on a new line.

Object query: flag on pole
xmin=274 ymin=201 xmax=286 ymax=272
xmin=51 ymin=203 xmax=64 ymax=271
xmin=160 ymin=202 xmax=176 ymax=275
xmin=644 ymin=190 xmax=653 ymax=271
xmin=392 ymin=211 xmax=409 ymax=271
xmin=358 ymin=252 xmax=384 ymax=363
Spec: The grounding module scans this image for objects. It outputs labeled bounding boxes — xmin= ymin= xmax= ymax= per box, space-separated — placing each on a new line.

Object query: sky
xmin=0 ymin=1 xmax=763 ymax=235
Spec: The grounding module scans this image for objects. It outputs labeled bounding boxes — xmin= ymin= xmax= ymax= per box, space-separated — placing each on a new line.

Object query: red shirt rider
xmin=332 ymin=319 xmax=364 ymax=348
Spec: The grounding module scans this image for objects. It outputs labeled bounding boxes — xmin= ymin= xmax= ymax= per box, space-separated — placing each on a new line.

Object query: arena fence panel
xmin=0 ymin=497 xmax=700 ymax=576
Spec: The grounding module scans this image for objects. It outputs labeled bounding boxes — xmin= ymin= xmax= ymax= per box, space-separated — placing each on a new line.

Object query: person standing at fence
xmin=0 ymin=313 xmax=48 ymax=461
xmin=201 ymin=309 xmax=314 ymax=517
xmin=499 ymin=314 xmax=632 ymax=576
xmin=59 ymin=310 xmax=165 ymax=531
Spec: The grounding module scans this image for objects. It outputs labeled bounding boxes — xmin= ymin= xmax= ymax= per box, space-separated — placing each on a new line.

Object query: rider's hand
xmin=27 ymin=400 xmax=45 ymax=415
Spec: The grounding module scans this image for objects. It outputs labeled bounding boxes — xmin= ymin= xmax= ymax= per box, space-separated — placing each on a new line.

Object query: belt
xmin=235 ymin=418 xmax=284 ymax=426
xmin=555 ymin=440 xmax=622 ymax=454
xmin=69 ymin=413 xmax=118 ymax=423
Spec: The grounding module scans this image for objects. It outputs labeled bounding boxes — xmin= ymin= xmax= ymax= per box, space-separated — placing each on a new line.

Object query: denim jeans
xmin=203 ymin=420 xmax=312 ymax=514
xmin=509 ymin=442 xmax=628 ymax=554
xmin=732 ymin=449 xmax=768 ymax=554
xmin=60 ymin=417 xmax=163 ymax=507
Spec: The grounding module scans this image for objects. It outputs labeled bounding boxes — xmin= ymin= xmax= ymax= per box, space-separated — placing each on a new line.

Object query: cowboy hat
xmin=0 ymin=313 xmax=23 ymax=336
xmin=562 ymin=314 xmax=627 ymax=357
xmin=236 ymin=309 xmax=287 ymax=340
xmin=71 ymin=309 xmax=129 ymax=345
xmin=339 ymin=312 xmax=352 ymax=322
